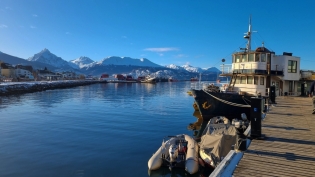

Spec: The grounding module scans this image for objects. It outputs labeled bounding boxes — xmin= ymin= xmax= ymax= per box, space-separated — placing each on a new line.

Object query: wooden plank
xmin=233 ymin=96 xmax=315 ymax=176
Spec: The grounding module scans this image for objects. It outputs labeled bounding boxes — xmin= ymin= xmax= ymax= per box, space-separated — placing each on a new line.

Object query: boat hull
xmin=190 ymin=89 xmax=251 ymax=121
xmin=148 ymin=134 xmax=199 ymax=174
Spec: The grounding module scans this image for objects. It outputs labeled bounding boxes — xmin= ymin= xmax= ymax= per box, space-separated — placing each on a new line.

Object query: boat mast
xmin=244 ymin=15 xmax=252 ymax=52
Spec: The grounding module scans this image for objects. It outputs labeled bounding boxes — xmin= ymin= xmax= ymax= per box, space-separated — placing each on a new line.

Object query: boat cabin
xmin=225 ymin=47 xmax=301 ymax=96
xmin=220 ymin=16 xmax=301 ymax=97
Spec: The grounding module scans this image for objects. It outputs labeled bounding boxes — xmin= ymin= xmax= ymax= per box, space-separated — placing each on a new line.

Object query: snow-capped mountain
xmin=69 ymin=56 xmax=95 ymax=69
xmin=165 ymin=64 xmax=186 ymax=70
xmin=28 ymin=48 xmax=73 ymax=70
xmin=166 ymin=64 xmax=219 ymax=73
xmin=97 ymin=56 xmax=163 ymax=68
xmin=0 ymin=51 xmax=57 ymax=70
xmin=181 ymin=64 xmax=203 ymax=73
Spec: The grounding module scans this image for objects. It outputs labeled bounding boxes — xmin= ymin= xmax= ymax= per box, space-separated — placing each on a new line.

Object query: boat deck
xmin=233 ymin=96 xmax=315 ymax=177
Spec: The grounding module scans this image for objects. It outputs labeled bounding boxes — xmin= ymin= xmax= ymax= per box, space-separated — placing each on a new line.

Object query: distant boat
xmin=140 ymin=75 xmax=157 ymax=83
xmin=190 ymin=77 xmax=198 ymax=81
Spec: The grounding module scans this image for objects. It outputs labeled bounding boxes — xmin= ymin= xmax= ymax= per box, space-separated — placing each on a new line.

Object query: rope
xmin=242 ymin=96 xmax=251 ymax=105
xmin=203 ymin=90 xmax=251 ymax=108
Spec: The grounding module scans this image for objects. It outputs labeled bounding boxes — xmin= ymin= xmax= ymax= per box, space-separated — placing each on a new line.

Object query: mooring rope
xmin=203 ymin=90 xmax=251 ymax=108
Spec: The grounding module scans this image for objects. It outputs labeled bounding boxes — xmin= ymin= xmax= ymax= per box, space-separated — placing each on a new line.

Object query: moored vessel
xmin=141 ymin=75 xmax=157 ymax=83
xmin=198 ymin=116 xmax=236 ymax=168
xmin=190 ymin=16 xmax=301 ymax=121
xmin=148 ymin=134 xmax=199 ymax=174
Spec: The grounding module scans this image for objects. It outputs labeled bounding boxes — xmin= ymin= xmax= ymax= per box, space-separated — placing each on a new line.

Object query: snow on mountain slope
xmin=28 ymin=48 xmax=72 ymax=69
xmin=97 ymin=56 xmax=163 ymax=67
xmin=165 ymin=64 xmax=185 ymax=70
xmin=181 ymin=64 xmax=203 ymax=73
xmin=69 ymin=56 xmax=95 ymax=69
xmin=166 ymin=64 xmax=203 ymax=73
xmin=0 ymin=51 xmax=57 ymax=70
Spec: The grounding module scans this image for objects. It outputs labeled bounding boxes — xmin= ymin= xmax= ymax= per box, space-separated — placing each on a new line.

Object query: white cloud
xmin=30 ymin=25 xmax=36 ymax=29
xmin=0 ymin=24 xmax=8 ymax=28
xmin=144 ymin=47 xmax=179 ymax=52
xmin=159 ymin=53 xmax=164 ymax=56
xmin=185 ymin=62 xmax=190 ymax=65
xmin=32 ymin=14 xmax=38 ymax=17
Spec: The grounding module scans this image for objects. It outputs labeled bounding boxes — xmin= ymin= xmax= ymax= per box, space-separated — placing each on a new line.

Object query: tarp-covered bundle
xmin=199 ymin=119 xmax=237 ymax=167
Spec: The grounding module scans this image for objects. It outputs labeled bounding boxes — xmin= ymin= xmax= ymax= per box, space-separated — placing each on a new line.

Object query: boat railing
xmin=221 ymin=63 xmax=284 ymax=75
xmin=191 ymin=81 xmax=227 ymax=91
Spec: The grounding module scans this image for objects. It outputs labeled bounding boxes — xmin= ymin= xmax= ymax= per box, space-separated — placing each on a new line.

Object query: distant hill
xmin=0 ymin=49 xmax=221 ymax=80
xmin=165 ymin=64 xmax=220 ymax=73
xmin=0 ymin=52 xmax=57 ymax=70
xmin=97 ymin=56 xmax=163 ymax=68
xmin=69 ymin=56 xmax=95 ymax=69
xmin=28 ymin=49 xmax=75 ymax=71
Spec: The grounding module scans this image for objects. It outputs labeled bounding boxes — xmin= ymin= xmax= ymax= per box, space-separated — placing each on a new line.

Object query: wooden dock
xmin=233 ymin=96 xmax=315 ymax=177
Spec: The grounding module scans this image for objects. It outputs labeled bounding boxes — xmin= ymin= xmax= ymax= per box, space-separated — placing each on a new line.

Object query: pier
xmin=233 ymin=96 xmax=315 ymax=176
xmin=0 ymin=80 xmax=106 ymax=96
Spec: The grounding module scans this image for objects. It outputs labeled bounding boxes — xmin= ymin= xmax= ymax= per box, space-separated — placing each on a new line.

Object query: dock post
xmin=270 ymin=85 xmax=276 ymax=104
xmin=235 ymin=127 xmax=247 ymax=151
xmin=250 ymin=97 xmax=263 ymax=139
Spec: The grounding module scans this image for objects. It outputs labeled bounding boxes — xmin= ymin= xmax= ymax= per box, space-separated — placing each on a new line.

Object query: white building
xmin=225 ymin=50 xmax=301 ymax=96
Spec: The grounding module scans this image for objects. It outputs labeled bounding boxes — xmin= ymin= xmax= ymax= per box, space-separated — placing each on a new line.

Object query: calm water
xmin=0 ymin=82 xmax=207 ymax=177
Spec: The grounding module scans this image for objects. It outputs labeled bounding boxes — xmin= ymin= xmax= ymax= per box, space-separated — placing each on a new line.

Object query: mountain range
xmin=0 ymin=49 xmax=221 ymax=80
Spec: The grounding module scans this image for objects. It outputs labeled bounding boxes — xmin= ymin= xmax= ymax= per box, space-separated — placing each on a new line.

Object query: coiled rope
xmin=203 ymin=90 xmax=251 ymax=108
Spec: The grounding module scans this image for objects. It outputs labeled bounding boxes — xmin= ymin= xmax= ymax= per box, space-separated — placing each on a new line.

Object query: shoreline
xmin=0 ymin=80 xmax=107 ymax=96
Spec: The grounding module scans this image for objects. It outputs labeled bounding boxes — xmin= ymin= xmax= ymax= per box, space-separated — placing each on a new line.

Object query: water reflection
xmin=0 ymin=81 xmax=203 ymax=177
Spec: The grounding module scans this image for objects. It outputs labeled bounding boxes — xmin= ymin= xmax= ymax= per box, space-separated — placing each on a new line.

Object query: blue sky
xmin=0 ymin=0 xmax=315 ymax=69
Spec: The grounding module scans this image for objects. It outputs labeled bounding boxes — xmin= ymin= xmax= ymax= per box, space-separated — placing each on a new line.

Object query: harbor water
xmin=0 ymin=81 xmax=215 ymax=177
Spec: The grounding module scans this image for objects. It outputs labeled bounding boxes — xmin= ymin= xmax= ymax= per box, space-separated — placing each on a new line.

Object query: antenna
xmin=243 ymin=15 xmax=254 ymax=52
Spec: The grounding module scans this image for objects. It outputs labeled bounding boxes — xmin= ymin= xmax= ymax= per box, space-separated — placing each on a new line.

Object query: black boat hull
xmin=190 ymin=89 xmax=252 ymax=121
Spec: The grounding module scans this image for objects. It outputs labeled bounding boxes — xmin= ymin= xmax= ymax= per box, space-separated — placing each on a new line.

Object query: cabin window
xmin=240 ymin=76 xmax=246 ymax=84
xmin=255 ymin=53 xmax=260 ymax=62
xmin=247 ymin=76 xmax=253 ymax=84
xmin=235 ymin=76 xmax=240 ymax=84
xmin=254 ymin=76 xmax=258 ymax=85
xmin=236 ymin=55 xmax=240 ymax=63
xmin=260 ymin=77 xmax=265 ymax=85
xmin=241 ymin=54 xmax=247 ymax=62
xmin=288 ymin=60 xmax=297 ymax=73
xmin=261 ymin=54 xmax=266 ymax=62
xmin=248 ymin=53 xmax=254 ymax=62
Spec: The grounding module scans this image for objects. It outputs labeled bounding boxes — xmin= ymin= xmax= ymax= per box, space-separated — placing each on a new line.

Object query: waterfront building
xmin=15 ymin=65 xmax=35 ymax=81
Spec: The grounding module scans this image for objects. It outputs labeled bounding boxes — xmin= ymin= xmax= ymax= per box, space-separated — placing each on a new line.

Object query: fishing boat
xmin=189 ymin=16 xmax=301 ymax=121
xmin=148 ymin=134 xmax=199 ymax=174
xmin=198 ymin=116 xmax=237 ymax=169
xmin=141 ymin=75 xmax=157 ymax=83
xmin=190 ymin=77 xmax=198 ymax=81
